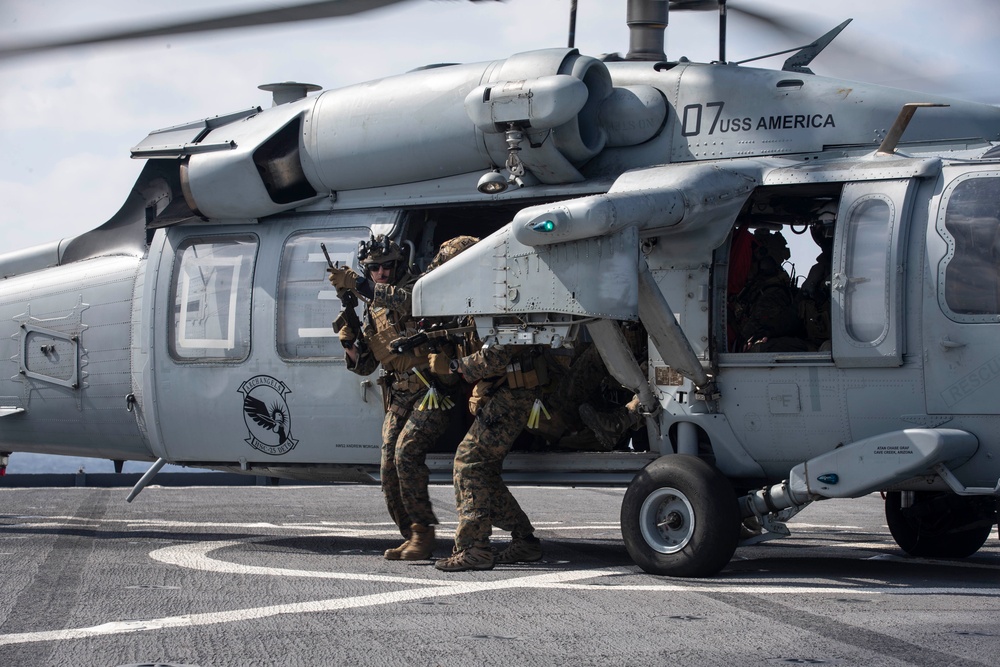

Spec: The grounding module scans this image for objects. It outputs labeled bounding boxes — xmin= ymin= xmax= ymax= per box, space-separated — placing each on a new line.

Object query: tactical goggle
xmin=367 ymin=261 xmax=396 ymax=271
xmin=358 ymin=235 xmax=394 ymax=262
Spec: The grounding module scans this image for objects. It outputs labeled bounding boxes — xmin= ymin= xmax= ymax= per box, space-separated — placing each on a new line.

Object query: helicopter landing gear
xmin=884 ymin=491 xmax=996 ymax=559
xmin=621 ymin=454 xmax=740 ymax=577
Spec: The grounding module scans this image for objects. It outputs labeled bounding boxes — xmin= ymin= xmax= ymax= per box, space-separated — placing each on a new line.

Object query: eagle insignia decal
xmin=238 ymin=375 xmax=298 ymax=455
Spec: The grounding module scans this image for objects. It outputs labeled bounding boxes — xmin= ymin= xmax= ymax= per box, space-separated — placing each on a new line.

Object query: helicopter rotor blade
xmin=0 ymin=0 xmax=493 ymax=59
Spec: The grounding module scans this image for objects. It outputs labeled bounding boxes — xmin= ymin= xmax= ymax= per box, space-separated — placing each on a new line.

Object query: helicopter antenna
xmin=781 ymin=19 xmax=852 ymax=74
xmin=568 ymin=0 xmax=578 ymax=48
xmin=718 ymin=0 xmax=727 ymax=62
xmin=731 ymin=19 xmax=852 ymax=73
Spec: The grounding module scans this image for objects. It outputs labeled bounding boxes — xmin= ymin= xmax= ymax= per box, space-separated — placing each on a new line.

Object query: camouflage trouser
xmin=452 ymin=386 xmax=536 ymax=551
xmin=381 ymin=388 xmax=453 ymax=537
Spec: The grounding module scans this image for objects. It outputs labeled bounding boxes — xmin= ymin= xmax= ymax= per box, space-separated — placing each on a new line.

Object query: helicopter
xmin=1 ymin=0 xmax=999 ymax=577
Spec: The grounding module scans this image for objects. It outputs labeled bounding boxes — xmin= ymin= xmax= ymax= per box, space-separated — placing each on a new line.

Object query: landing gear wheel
xmin=884 ymin=491 xmax=995 ymax=559
xmin=621 ymin=454 xmax=741 ymax=577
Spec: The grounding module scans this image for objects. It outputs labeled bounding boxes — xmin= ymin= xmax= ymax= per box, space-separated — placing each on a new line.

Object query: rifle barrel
xmin=319 ymin=242 xmax=335 ymax=268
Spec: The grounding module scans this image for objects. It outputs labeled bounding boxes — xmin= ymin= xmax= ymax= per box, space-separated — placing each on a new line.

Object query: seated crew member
xmin=731 ymin=228 xmax=808 ymax=353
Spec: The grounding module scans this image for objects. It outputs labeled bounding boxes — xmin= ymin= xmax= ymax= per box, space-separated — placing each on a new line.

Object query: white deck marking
xmin=149 ymin=538 xmax=455 ymax=586
xmin=2 ymin=518 xmax=997 ymax=647
xmin=0 ymin=568 xmax=619 ymax=646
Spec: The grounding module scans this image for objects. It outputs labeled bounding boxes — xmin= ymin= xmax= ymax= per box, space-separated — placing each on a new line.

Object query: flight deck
xmin=1 ymin=484 xmax=998 ymax=666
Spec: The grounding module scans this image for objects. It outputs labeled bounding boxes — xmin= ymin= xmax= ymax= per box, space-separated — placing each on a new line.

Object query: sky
xmin=0 ymin=0 xmax=996 ymax=256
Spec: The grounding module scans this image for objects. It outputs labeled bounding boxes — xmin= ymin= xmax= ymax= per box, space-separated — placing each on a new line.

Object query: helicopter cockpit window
xmin=170 ymin=235 xmax=257 ymax=362
xmin=843 ymin=198 xmax=892 ymax=344
xmin=277 ymin=229 xmax=370 ymax=360
xmin=940 ymin=175 xmax=1000 ymax=318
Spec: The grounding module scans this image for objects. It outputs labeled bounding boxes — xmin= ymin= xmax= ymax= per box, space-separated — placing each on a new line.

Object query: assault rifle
xmin=322 ymin=243 xmax=365 ymax=352
xmin=389 ymin=321 xmax=475 ymax=355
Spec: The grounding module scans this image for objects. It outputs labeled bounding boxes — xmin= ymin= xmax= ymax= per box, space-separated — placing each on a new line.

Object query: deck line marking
xmin=2 ymin=518 xmax=997 ymax=647
xmin=0 ymin=568 xmax=618 ymax=646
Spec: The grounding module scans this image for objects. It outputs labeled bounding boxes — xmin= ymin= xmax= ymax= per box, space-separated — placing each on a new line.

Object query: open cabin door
xmin=141 ymin=213 xmax=390 ymax=469
xmin=829 ymin=179 xmax=913 ymax=368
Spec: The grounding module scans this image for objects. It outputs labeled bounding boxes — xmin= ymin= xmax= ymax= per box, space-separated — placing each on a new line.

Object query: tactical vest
xmin=367 ymin=306 xmax=424 ymax=375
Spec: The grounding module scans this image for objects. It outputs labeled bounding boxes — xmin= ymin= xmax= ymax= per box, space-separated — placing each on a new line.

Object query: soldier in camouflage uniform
xmin=575 ymin=322 xmax=650 ymax=451
xmin=730 ymin=228 xmax=808 ymax=353
xmin=429 ymin=343 xmax=546 ymax=571
xmin=579 ymin=395 xmax=645 ymax=450
xmin=329 ymin=234 xmax=471 ymax=561
xmin=505 ymin=343 xmax=600 ymax=448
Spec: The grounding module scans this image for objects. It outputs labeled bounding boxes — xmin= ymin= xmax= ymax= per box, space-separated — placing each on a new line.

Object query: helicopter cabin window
xmin=723 ymin=187 xmax=840 ymax=356
xmin=277 ymin=228 xmax=371 ymax=360
xmin=169 ymin=236 xmax=257 ymax=362
xmin=843 ymin=198 xmax=892 ymax=344
xmin=939 ymin=174 xmax=1000 ymax=319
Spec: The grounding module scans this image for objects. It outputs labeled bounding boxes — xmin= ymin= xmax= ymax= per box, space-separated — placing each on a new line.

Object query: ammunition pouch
xmin=376 ymin=374 xmax=393 ymax=414
xmin=469 ymin=379 xmax=500 ymax=416
xmin=377 ymin=368 xmax=425 ymax=415
xmin=454 ymin=335 xmax=479 ymax=361
xmin=504 ymin=352 xmax=549 ymax=390
xmin=390 ymin=368 xmax=428 ymax=393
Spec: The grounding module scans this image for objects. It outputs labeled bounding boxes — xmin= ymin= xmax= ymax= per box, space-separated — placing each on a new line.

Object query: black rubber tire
xmin=620 ymin=454 xmax=741 ymax=577
xmin=885 ymin=491 xmax=995 ymax=559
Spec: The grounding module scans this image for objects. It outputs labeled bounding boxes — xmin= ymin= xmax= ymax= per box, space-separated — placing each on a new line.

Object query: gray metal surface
xmin=0 ymin=255 xmax=146 ymax=459
xmin=1 ymin=485 xmax=997 ymax=666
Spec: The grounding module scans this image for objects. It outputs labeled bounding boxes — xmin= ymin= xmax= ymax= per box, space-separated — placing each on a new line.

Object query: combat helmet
xmin=810 ymin=201 xmax=837 ymax=251
xmin=426 ymin=235 xmax=479 ymax=272
xmin=357 ymin=234 xmax=407 ymax=281
xmin=751 ymin=228 xmax=790 ymax=278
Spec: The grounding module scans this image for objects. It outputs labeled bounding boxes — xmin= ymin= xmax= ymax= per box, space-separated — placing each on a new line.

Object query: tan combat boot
xmin=434 ymin=546 xmax=495 ymax=572
xmin=383 ymin=539 xmax=410 ymax=560
xmin=400 ymin=523 xmax=435 ymax=560
xmin=495 ymin=535 xmax=543 ymax=564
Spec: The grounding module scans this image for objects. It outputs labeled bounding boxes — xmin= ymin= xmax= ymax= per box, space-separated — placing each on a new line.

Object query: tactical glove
xmin=428 ymin=352 xmax=451 ymax=376
xmin=328 ymin=265 xmax=359 ymax=292
xmin=337 ymin=325 xmax=357 ymax=349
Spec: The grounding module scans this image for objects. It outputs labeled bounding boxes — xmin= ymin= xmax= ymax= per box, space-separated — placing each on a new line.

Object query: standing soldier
xmin=429 ymin=342 xmax=546 ymax=571
xmin=329 ymin=234 xmax=468 ymax=561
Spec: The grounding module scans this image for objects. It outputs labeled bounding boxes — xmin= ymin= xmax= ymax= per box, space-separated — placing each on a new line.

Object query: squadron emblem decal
xmin=238 ymin=375 xmax=298 ymax=455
